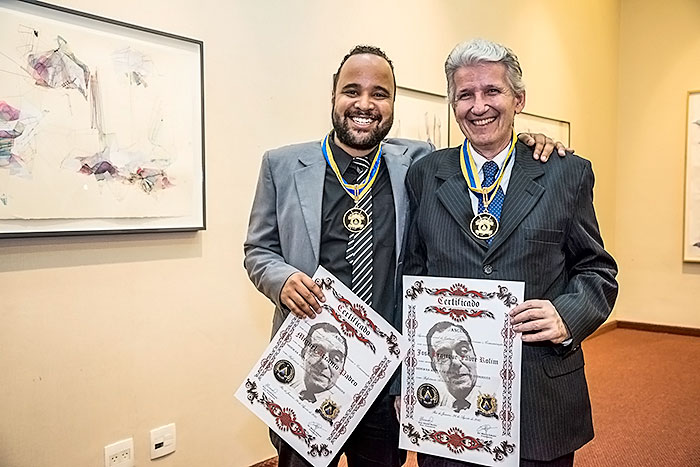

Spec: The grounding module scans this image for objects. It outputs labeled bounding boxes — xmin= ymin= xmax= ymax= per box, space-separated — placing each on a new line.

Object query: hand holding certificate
xmin=400 ymin=275 xmax=524 ymax=466
xmin=235 ymin=266 xmax=407 ymax=467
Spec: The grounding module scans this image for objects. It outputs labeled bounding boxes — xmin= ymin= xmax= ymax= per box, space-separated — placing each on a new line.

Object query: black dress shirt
xmin=319 ymin=137 xmax=396 ymax=321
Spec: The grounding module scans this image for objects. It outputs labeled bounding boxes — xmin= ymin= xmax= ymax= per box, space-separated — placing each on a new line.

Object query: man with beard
xmin=244 ymin=45 xmax=564 ymax=467
xmin=426 ymin=322 xmax=478 ymax=413
xmin=299 ymin=323 xmax=348 ymax=403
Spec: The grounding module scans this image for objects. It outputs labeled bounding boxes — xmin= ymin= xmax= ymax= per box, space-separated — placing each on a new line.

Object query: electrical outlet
xmin=104 ymin=438 xmax=134 ymax=467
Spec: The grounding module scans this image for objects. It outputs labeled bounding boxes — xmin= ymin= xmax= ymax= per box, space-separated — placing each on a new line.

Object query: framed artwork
xmin=684 ymin=90 xmax=700 ymax=262
xmin=0 ymin=0 xmax=205 ymax=238
xmin=514 ymin=112 xmax=570 ymax=147
xmin=389 ymin=86 xmax=450 ymax=149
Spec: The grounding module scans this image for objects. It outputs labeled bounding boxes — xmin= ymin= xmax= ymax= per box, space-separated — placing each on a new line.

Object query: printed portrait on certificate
xmin=236 ymin=266 xmax=406 ymax=467
xmin=400 ymin=275 xmax=523 ymax=467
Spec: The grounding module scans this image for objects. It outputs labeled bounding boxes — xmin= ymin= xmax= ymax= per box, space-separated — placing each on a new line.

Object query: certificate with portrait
xmin=236 ymin=266 xmax=407 ymax=467
xmin=400 ymin=275 xmax=524 ymax=466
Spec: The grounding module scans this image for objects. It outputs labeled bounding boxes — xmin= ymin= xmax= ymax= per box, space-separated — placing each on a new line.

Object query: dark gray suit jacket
xmin=244 ymin=138 xmax=433 ymax=338
xmin=404 ymin=141 xmax=618 ymax=461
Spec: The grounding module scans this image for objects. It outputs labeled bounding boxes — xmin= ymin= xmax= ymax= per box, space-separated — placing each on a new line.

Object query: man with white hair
xmin=404 ymin=38 xmax=618 ymax=467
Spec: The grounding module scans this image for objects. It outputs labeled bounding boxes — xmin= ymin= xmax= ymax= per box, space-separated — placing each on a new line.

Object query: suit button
xmin=483 ymin=264 xmax=493 ymax=275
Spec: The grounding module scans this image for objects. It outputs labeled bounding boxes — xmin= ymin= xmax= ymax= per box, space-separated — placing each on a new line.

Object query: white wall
xmin=1 ymin=1 xmax=622 ymax=466
xmin=614 ymin=0 xmax=700 ymax=327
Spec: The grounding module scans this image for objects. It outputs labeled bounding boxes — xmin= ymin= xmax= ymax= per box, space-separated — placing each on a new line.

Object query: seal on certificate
xmin=475 ymin=393 xmax=499 ymax=418
xmin=273 ymin=359 xmax=295 ymax=384
xmin=316 ymin=398 xmax=340 ymax=424
xmin=417 ymin=383 xmax=440 ymax=408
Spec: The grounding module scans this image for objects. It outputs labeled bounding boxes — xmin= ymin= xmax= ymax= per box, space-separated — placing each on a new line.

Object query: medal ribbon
xmin=322 ymin=133 xmax=382 ymax=201
xmin=460 ymin=131 xmax=516 ymax=209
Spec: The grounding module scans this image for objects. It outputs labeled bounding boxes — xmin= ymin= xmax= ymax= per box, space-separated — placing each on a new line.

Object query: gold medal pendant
xmin=470 ymin=212 xmax=499 ymax=240
xmin=343 ymin=207 xmax=368 ymax=232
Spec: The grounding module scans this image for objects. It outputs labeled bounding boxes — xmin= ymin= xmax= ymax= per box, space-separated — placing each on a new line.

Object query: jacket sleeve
xmin=243 ymin=152 xmax=299 ymax=309
xmin=552 ymin=160 xmax=618 ymax=351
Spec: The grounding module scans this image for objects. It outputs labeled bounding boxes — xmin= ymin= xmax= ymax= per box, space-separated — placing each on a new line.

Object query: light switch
xmin=150 ymin=423 xmax=176 ymax=459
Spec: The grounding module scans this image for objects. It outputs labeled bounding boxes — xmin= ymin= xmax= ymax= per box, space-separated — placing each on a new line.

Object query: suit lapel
xmin=486 ymin=142 xmax=545 ymax=258
xmin=382 ymin=143 xmax=411 ymax=259
xmin=294 ymin=144 xmax=326 ymax=263
xmin=435 ymin=147 xmax=489 ymax=250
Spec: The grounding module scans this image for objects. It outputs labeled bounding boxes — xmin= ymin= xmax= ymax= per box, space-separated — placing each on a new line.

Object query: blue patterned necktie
xmin=478 ymin=161 xmax=504 ymax=243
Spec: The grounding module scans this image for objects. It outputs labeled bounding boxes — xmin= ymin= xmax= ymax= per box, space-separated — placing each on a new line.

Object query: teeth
xmin=472 ymin=117 xmax=496 ymax=126
xmin=352 ymin=116 xmax=373 ymax=125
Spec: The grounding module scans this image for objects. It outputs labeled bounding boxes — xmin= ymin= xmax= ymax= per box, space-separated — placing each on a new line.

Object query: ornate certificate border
xmin=236 ymin=267 xmax=406 ymax=467
xmin=400 ymin=276 xmax=523 ymax=466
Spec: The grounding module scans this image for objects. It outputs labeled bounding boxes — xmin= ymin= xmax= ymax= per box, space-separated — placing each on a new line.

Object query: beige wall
xmin=0 ymin=1 xmax=650 ymax=466
xmin=614 ymin=0 xmax=700 ymax=327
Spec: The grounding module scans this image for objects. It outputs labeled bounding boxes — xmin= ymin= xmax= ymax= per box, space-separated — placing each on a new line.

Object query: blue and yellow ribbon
xmin=321 ymin=133 xmax=382 ymax=202
xmin=460 ymin=131 xmax=516 ymax=208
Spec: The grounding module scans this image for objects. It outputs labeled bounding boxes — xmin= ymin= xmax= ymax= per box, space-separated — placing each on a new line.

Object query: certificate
xmin=236 ymin=266 xmax=407 ymax=467
xmin=399 ymin=276 xmax=523 ymax=466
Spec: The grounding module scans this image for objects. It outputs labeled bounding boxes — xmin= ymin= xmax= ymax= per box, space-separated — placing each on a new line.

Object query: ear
xmin=331 ymin=75 xmax=337 ymax=105
xmin=514 ymin=90 xmax=526 ymax=114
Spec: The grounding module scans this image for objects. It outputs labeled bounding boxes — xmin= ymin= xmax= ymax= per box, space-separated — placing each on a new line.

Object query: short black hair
xmin=332 ymin=45 xmax=396 ymax=95
xmin=426 ymin=321 xmax=472 ymax=372
xmin=301 ymin=322 xmax=348 ymax=361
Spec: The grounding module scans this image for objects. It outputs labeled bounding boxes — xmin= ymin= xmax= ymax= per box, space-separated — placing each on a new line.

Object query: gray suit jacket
xmin=244 ymin=138 xmax=433 ymax=337
xmin=404 ymin=141 xmax=618 ymax=461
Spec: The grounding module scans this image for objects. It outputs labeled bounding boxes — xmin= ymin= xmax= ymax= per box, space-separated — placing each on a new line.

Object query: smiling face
xmin=302 ymin=328 xmax=347 ymax=394
xmin=452 ymin=62 xmax=525 ymax=159
xmin=429 ymin=325 xmax=477 ymax=401
xmin=331 ymin=53 xmax=394 ymax=156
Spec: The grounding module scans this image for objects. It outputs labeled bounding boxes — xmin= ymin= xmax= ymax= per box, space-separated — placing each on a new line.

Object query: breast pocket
xmin=525 ymin=227 xmax=564 ymax=244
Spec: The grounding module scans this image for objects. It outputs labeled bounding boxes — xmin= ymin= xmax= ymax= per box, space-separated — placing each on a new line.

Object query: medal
xmin=321 ymin=133 xmax=382 ymax=232
xmin=460 ymin=132 xmax=516 ymax=240
xmin=470 ymin=212 xmax=499 ymax=239
xmin=343 ymin=206 xmax=369 ymax=232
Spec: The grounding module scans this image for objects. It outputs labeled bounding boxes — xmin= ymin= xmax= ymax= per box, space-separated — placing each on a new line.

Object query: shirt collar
xmin=328 ymin=132 xmax=376 ymax=175
xmin=467 ymin=139 xmax=513 ymax=175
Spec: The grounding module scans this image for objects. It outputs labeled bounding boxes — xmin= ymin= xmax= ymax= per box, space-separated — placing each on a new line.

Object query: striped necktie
xmin=345 ymin=156 xmax=373 ymax=306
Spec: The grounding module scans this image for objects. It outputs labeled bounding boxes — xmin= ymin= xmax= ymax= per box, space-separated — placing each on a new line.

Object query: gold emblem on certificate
xmin=417 ymin=383 xmax=440 ymax=408
xmin=273 ymin=360 xmax=295 ymax=384
xmin=470 ymin=212 xmax=499 ymax=239
xmin=316 ymin=398 xmax=341 ymax=424
xmin=343 ymin=207 xmax=369 ymax=232
xmin=476 ymin=393 xmax=499 ymax=418
xmin=400 ymin=275 xmax=524 ymax=466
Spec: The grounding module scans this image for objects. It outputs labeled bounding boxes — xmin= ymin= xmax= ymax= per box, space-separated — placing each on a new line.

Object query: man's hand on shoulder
xmin=509 ymin=299 xmax=570 ymax=344
xmin=280 ymin=272 xmax=325 ymax=319
xmin=517 ymin=132 xmax=573 ymax=162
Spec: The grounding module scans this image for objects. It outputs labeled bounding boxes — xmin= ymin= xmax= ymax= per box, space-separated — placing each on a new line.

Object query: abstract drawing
xmin=514 ymin=112 xmax=570 ymax=147
xmin=0 ymin=0 xmax=204 ymax=237
xmin=389 ymin=87 xmax=450 ymax=149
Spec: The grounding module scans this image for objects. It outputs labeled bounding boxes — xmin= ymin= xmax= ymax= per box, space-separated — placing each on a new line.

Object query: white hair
xmin=445 ymin=38 xmax=525 ymax=104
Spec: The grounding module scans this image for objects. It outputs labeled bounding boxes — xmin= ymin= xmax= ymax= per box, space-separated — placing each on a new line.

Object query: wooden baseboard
xmin=616 ymin=320 xmax=700 ymax=337
xmin=585 ymin=320 xmax=618 ymax=340
xmin=585 ymin=319 xmax=700 ymax=341
xmin=250 ymin=457 xmax=277 ymax=467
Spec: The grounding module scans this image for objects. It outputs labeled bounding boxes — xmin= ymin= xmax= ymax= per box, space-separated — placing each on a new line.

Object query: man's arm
xmin=243 ymin=152 xmax=324 ymax=318
xmin=510 ymin=160 xmax=618 ymax=348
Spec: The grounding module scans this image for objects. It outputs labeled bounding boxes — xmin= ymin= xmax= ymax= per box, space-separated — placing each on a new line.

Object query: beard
xmin=332 ymin=105 xmax=393 ymax=151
